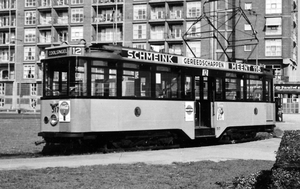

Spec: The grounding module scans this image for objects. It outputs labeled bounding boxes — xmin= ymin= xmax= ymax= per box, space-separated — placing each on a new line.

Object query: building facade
xmin=0 ymin=0 xmax=297 ymax=113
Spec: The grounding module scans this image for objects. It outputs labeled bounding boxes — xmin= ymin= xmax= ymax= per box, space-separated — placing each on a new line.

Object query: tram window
xmin=91 ymin=67 xmax=117 ymax=97
xmin=124 ymin=63 xmax=139 ymax=69
xmin=122 ymin=69 xmax=151 ymax=98
xmin=203 ymin=77 xmax=208 ymax=100
xmin=195 ymin=76 xmax=200 ymax=100
xmin=225 ymin=73 xmax=244 ymax=100
xmin=44 ymin=60 xmax=69 ymax=97
xmin=61 ymin=72 xmax=68 ymax=95
xmin=53 ymin=71 xmax=59 ymax=94
xmin=246 ymin=79 xmax=263 ymax=101
xmin=225 ymin=78 xmax=237 ymax=100
xmin=265 ymin=80 xmax=272 ymax=102
xmin=156 ymin=71 xmax=181 ymax=99
xmin=215 ymin=78 xmax=223 ymax=100
xmin=185 ymin=76 xmax=192 ymax=99
xmin=70 ymin=59 xmax=88 ymax=96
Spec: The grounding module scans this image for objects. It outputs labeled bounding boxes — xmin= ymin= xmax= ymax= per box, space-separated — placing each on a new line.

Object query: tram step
xmin=195 ymin=126 xmax=215 ymax=137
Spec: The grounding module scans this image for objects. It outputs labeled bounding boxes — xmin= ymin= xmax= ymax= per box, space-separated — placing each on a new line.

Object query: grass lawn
xmin=0 ymin=118 xmax=275 ymax=188
xmin=0 ymin=160 xmax=274 ymax=189
xmin=0 ymin=118 xmax=43 ymax=157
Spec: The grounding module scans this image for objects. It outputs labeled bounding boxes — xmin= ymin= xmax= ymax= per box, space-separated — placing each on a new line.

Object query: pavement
xmin=0 ymin=114 xmax=299 ymax=171
xmin=0 ymin=113 xmax=40 ymax=119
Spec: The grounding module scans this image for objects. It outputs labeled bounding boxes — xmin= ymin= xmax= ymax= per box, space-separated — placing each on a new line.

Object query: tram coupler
xmin=35 ymin=140 xmax=46 ymax=146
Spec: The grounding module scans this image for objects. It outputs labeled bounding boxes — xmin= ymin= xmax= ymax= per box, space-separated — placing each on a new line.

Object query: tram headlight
xmin=44 ymin=116 xmax=49 ymax=124
xmin=50 ymin=114 xmax=58 ymax=126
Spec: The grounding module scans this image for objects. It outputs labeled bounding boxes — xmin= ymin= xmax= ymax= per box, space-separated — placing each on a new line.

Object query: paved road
xmin=0 ymin=114 xmax=299 ymax=171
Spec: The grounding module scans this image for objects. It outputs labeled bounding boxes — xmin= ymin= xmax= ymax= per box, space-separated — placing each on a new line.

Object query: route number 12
xmin=72 ymin=47 xmax=82 ymax=55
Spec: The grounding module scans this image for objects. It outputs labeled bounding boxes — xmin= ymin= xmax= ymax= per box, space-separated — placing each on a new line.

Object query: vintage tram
xmin=39 ymin=43 xmax=275 ymax=150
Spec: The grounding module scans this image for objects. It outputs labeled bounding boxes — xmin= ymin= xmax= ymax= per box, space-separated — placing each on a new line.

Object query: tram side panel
xmin=212 ymin=101 xmax=275 ymax=138
xmin=40 ymin=99 xmax=196 ymax=139
xmin=89 ymin=100 xmax=195 ymax=139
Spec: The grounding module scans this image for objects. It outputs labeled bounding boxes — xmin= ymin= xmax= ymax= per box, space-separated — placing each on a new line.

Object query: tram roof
xmin=44 ymin=44 xmax=267 ymax=74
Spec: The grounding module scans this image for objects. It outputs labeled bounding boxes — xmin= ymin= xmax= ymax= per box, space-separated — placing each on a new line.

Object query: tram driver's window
xmin=70 ymin=59 xmax=88 ymax=96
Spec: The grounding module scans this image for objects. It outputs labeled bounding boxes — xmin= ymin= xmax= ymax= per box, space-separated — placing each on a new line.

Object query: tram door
xmin=194 ymin=75 xmax=213 ymax=128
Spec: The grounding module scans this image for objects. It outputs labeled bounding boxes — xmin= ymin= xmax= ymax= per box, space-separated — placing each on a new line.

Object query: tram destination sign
xmin=47 ymin=47 xmax=68 ymax=57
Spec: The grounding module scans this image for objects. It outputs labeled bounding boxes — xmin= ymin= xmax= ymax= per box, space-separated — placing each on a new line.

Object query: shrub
xmin=274 ymin=130 xmax=300 ymax=168
xmin=225 ymin=130 xmax=300 ymax=188
xmin=270 ymin=130 xmax=300 ymax=188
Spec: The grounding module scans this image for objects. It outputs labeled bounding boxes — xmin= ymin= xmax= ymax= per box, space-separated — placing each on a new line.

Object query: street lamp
xmin=10 ymin=37 xmax=23 ymax=113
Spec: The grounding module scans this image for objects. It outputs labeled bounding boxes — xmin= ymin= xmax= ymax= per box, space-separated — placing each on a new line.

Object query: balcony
xmin=169 ymin=10 xmax=182 ymax=19
xmin=38 ymin=1 xmax=52 ymax=8
xmin=150 ymin=11 xmax=165 ymax=20
xmin=93 ymin=13 xmax=123 ymax=23
xmin=53 ymin=17 xmax=68 ymax=26
xmin=93 ymin=0 xmax=123 ymax=4
xmin=93 ymin=31 xmax=122 ymax=42
xmin=53 ymin=0 xmax=69 ymax=6
xmin=39 ymin=18 xmax=52 ymax=25
xmin=37 ymin=36 xmax=51 ymax=44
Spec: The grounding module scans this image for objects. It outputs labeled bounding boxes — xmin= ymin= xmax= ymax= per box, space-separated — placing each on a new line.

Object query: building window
xmin=31 ymin=83 xmax=37 ymax=96
xmin=25 ymin=11 xmax=36 ymax=25
xmin=169 ymin=25 xmax=182 ymax=39
xmin=24 ymin=29 xmax=36 ymax=43
xmin=151 ymin=7 xmax=165 ymax=20
xmin=40 ymin=12 xmax=51 ymax=25
xmin=244 ymin=24 xmax=252 ymax=30
xmin=186 ymin=42 xmax=201 ymax=58
xmin=266 ymin=0 xmax=282 ymax=14
xmin=0 ymin=83 xmax=5 ymax=95
xmin=265 ymin=17 xmax=282 ymax=35
xmin=30 ymin=99 xmax=37 ymax=109
xmin=24 ymin=46 xmax=36 ymax=61
xmin=41 ymin=0 xmax=51 ymax=6
xmin=133 ymin=43 xmax=146 ymax=50
xmin=133 ymin=5 xmax=147 ymax=20
xmin=71 ymin=0 xmax=83 ymax=4
xmin=244 ymin=45 xmax=252 ymax=51
xmin=170 ymin=6 xmax=182 ymax=19
xmin=186 ymin=22 xmax=201 ymax=38
xmin=245 ymin=3 xmax=252 ymax=10
xmin=187 ymin=1 xmax=201 ymax=18
xmin=23 ymin=64 xmax=35 ymax=79
xmin=39 ymin=30 xmax=51 ymax=43
xmin=0 ymin=49 xmax=10 ymax=61
xmin=57 ymin=29 xmax=68 ymax=42
xmin=98 ymin=28 xmax=121 ymax=41
xmin=0 ymin=98 xmax=4 ymax=107
xmin=169 ymin=44 xmax=182 ymax=55
xmin=133 ymin=24 xmax=147 ymax=39
xmin=150 ymin=25 xmax=164 ymax=40
xmin=71 ymin=27 xmax=83 ymax=41
xmin=25 ymin=0 xmax=36 ymax=7
xmin=71 ymin=8 xmax=83 ymax=23
xmin=150 ymin=45 xmax=164 ymax=53
xmin=265 ymin=39 xmax=282 ymax=56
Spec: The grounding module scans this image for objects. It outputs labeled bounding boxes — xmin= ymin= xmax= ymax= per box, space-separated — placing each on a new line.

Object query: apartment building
xmin=0 ymin=0 xmax=297 ymax=113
